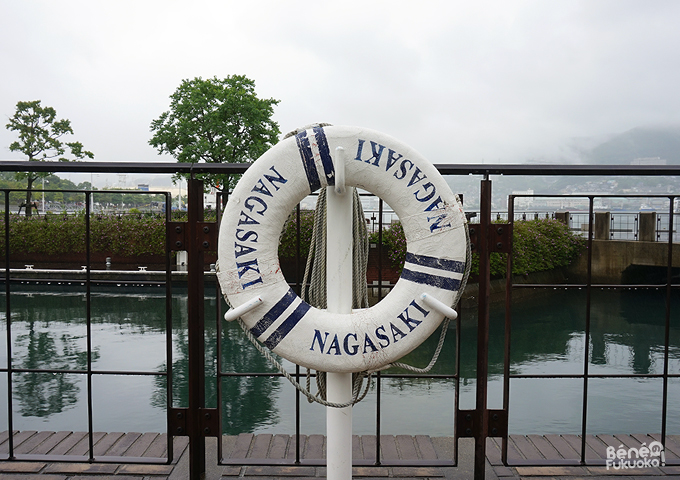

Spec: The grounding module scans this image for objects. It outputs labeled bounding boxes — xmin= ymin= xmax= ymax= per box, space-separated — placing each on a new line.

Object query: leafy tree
xmin=149 ymin=75 xmax=280 ymax=197
xmin=5 ymin=100 xmax=94 ymax=216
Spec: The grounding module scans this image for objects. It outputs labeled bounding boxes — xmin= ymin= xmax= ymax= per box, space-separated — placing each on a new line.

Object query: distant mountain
xmin=584 ymin=126 xmax=680 ymax=164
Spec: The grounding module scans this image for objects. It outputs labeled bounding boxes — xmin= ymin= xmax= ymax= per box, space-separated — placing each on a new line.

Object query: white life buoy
xmin=217 ymin=125 xmax=467 ymax=373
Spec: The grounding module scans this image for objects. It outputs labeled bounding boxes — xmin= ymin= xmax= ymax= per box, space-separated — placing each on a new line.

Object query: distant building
xmin=138 ymin=183 xmax=149 ymax=191
xmin=631 ymin=157 xmax=666 ymax=165
xmin=510 ymin=189 xmax=534 ymax=209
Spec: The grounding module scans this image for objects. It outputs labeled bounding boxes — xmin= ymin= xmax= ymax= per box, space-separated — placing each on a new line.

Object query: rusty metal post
xmin=474 ymin=178 xmax=492 ymax=479
xmin=187 ymin=177 xmax=206 ymax=480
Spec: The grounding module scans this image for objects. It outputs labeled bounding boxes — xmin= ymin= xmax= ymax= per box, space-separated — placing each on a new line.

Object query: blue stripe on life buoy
xmin=295 ymin=131 xmax=321 ymax=192
xmin=250 ymin=288 xmax=297 ymax=337
xmin=313 ymin=126 xmax=335 ymax=186
xmin=404 ymin=252 xmax=465 ymax=273
xmin=400 ymin=268 xmax=461 ymax=291
xmin=263 ymin=301 xmax=312 ymax=350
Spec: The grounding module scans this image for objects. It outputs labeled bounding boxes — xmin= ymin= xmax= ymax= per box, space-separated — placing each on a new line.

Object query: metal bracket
xmin=468 ymin=223 xmax=512 ymax=254
xmin=456 ymin=409 xmax=507 ymax=438
xmin=197 ymin=222 xmax=218 ymax=251
xmin=200 ymin=408 xmax=219 ymax=437
xmin=169 ymin=407 xmax=189 ymax=436
xmin=168 ymin=222 xmax=187 ymax=251
xmin=168 ymin=407 xmax=219 ymax=437
xmin=168 ymin=222 xmax=217 ymax=252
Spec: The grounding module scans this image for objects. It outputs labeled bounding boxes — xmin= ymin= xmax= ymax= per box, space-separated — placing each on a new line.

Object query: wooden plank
xmin=304 ymin=434 xmax=324 ymax=459
xmin=285 ymin=435 xmax=305 ymax=460
xmin=415 ymin=435 xmax=438 ymax=461
xmin=396 ymin=435 xmax=418 ymax=460
xmin=230 ymin=433 xmax=253 ymax=458
xmin=249 ymin=434 xmax=272 ymax=458
xmin=650 ymin=433 xmax=680 ymax=460
xmin=121 ymin=432 xmax=157 ymax=458
xmin=143 ymin=432 xmax=168 ymax=458
xmin=173 ymin=436 xmax=189 ymax=458
xmin=486 ymin=438 xmax=503 ymax=466
xmin=352 ymin=435 xmax=362 ymax=460
xmin=562 ymin=435 xmax=597 ymax=461
xmin=505 ymin=436 xmax=527 ymax=462
xmin=614 ymin=434 xmax=644 ymax=450
xmin=68 ymin=432 xmax=106 ymax=456
xmin=379 ymin=435 xmax=398 ymax=461
xmin=527 ymin=435 xmax=562 ymax=461
xmin=14 ymin=431 xmax=53 ymax=454
xmin=105 ymin=432 xmax=142 ymax=457
xmin=47 ymin=431 xmax=87 ymax=455
xmin=0 ymin=431 xmax=9 ymax=448
xmin=509 ymin=435 xmax=543 ymax=460
xmin=6 ymin=431 xmax=38 ymax=452
xmin=362 ymin=435 xmax=377 ymax=461
xmin=268 ymin=434 xmax=289 ymax=459
xmin=543 ymin=434 xmax=580 ymax=460
xmin=93 ymin=432 xmax=125 ymax=456
xmin=29 ymin=431 xmax=72 ymax=455
xmin=584 ymin=435 xmax=608 ymax=460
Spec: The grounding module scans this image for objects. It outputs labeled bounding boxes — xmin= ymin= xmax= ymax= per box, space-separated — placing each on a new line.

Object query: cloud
xmin=2 ymin=0 xmax=680 ymax=167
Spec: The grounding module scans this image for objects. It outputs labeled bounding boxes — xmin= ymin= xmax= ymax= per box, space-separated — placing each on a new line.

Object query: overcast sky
xmin=2 ymin=0 xmax=680 ymax=183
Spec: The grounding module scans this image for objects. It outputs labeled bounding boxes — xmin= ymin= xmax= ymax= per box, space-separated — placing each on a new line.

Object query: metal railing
xmin=1 ymin=161 xmax=680 ymax=479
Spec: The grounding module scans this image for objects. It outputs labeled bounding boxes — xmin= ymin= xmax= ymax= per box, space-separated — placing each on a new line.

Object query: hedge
xmin=0 ymin=213 xmax=585 ymax=278
xmin=371 ymin=218 xmax=586 ymax=277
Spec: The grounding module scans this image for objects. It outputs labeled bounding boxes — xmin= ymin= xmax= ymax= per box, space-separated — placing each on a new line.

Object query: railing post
xmin=639 ymin=211 xmax=657 ymax=242
xmin=554 ymin=211 xmax=569 ymax=227
xmin=594 ymin=212 xmax=611 ymax=240
xmin=474 ymin=178 xmax=492 ymax=480
xmin=187 ymin=177 xmax=206 ymax=480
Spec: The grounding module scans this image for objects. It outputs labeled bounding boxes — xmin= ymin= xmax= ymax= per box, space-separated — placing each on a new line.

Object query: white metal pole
xmin=326 ymin=175 xmax=353 ymax=479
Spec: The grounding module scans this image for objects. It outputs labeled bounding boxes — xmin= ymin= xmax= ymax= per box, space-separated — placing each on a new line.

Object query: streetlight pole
xmin=42 ymin=177 xmax=48 ymax=213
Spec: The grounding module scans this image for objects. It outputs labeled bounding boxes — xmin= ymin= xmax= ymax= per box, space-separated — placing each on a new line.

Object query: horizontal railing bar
xmin=219 ymin=458 xmax=456 ymax=467
xmin=3 ymin=160 xmax=680 ymax=176
xmin=512 ymin=283 xmax=680 ymax=289
xmin=0 ymin=368 xmax=167 ymax=376
xmin=10 ymin=453 xmax=170 ymax=464
xmin=217 ymin=372 xmax=458 ymax=379
xmin=509 ymin=373 xmax=680 ymax=379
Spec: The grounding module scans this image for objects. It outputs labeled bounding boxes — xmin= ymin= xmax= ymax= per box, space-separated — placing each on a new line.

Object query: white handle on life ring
xmin=224 ymin=296 xmax=263 ymax=322
xmin=420 ymin=293 xmax=458 ymax=320
xmin=217 ymin=125 xmax=467 ymax=373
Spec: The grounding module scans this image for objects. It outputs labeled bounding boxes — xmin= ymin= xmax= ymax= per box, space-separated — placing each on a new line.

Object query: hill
xmin=584 ymin=126 xmax=680 ymax=164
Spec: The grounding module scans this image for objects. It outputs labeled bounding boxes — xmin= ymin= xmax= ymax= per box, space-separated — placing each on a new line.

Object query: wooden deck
xmin=0 ymin=430 xmax=186 ymax=462
xmin=1 ymin=431 xmax=680 ymax=478
xmin=487 ymin=433 xmax=680 ymax=466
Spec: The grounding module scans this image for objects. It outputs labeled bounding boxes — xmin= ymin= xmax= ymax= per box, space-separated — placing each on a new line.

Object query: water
xmin=0 ymin=284 xmax=678 ymax=436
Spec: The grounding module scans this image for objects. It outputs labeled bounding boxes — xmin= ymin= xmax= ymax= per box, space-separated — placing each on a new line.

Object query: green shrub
xmin=372 ymin=218 xmax=585 ymax=277
xmin=278 ymin=210 xmax=315 ymax=259
xmin=0 ymin=212 xmax=166 ymax=256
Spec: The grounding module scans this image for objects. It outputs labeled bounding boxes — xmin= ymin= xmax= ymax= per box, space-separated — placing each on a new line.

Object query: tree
xmin=6 ymin=100 xmax=94 ymax=216
xmin=149 ymin=75 xmax=280 ymax=196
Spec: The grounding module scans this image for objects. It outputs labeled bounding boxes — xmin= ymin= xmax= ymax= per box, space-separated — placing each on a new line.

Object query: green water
xmin=0 ymin=284 xmax=678 ymax=436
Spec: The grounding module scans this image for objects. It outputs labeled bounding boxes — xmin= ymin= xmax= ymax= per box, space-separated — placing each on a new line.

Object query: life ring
xmin=217 ymin=125 xmax=467 ymax=373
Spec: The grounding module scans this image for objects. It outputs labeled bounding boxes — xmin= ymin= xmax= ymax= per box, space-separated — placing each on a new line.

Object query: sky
xmin=2 ymin=0 xmax=680 ymax=188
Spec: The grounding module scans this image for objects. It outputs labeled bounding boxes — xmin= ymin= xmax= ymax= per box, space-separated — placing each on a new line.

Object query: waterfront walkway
xmin=1 ymin=432 xmax=679 ymax=479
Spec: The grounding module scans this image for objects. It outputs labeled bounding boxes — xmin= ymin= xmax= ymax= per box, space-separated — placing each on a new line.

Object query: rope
xmin=301 ymin=187 xmax=369 ymax=310
xmin=384 ymin=214 xmax=472 ymax=373
xmin=301 ymin=187 xmax=371 ymax=405
xmin=237 ymin=317 xmax=372 ymax=408
xmin=229 ymin=187 xmax=472 ymax=406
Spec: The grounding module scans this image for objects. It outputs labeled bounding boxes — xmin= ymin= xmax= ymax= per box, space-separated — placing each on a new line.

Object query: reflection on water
xmin=0 ymin=285 xmax=678 ymax=436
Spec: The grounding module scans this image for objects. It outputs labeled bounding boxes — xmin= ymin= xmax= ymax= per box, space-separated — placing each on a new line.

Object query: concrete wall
xmin=568 ymin=239 xmax=680 ymax=283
